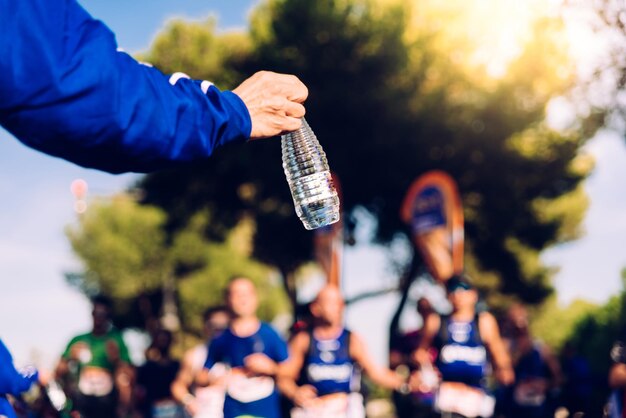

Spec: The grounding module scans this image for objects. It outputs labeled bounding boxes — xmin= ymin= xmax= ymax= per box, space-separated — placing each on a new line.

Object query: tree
xmin=136 ymin=0 xmax=601 ymax=307
xmin=65 ymin=195 xmax=289 ymax=340
xmin=558 ymin=269 xmax=626 ymax=415
xmin=530 ymin=295 xmax=597 ymax=351
xmin=580 ymin=0 xmax=626 ymax=130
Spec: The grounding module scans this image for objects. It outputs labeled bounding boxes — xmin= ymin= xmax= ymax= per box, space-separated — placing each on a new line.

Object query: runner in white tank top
xmin=172 ymin=307 xmax=230 ymax=418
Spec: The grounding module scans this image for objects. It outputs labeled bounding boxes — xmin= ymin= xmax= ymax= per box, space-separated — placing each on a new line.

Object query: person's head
xmin=310 ymin=285 xmax=345 ymax=327
xmin=153 ymin=328 xmax=174 ymax=355
xmin=225 ymin=277 xmax=259 ymax=319
xmin=91 ymin=295 xmax=113 ymax=334
xmin=506 ymin=303 xmax=530 ymax=337
xmin=416 ymin=297 xmax=434 ymax=319
xmin=445 ymin=275 xmax=478 ymax=313
xmin=202 ymin=305 xmax=230 ymax=338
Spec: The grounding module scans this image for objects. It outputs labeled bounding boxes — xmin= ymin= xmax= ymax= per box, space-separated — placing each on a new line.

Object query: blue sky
xmin=1 ymin=0 xmax=625 ymax=368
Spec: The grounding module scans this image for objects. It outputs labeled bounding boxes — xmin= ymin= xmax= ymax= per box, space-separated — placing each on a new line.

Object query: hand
xmin=69 ymin=342 xmax=89 ymax=361
xmin=293 ymin=384 xmax=318 ymax=408
xmin=416 ymin=364 xmax=441 ymax=392
xmin=232 ymin=71 xmax=308 ymax=139
xmin=105 ymin=340 xmax=120 ymax=363
xmin=407 ymin=371 xmax=421 ymax=392
xmin=182 ymin=394 xmax=199 ymax=416
xmin=243 ymin=353 xmax=277 ymax=376
xmin=496 ymin=367 xmax=515 ymax=386
xmin=37 ymin=368 xmax=51 ymax=387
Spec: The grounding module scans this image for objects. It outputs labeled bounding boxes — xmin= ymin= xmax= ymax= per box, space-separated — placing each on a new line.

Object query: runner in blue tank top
xmin=278 ymin=285 xmax=416 ymax=418
xmin=304 ymin=328 xmax=355 ymax=397
xmin=436 ymin=313 xmax=488 ymax=389
xmin=500 ymin=304 xmax=562 ymax=418
xmin=196 ymin=278 xmax=288 ymax=418
xmin=416 ymin=275 xmax=514 ymax=418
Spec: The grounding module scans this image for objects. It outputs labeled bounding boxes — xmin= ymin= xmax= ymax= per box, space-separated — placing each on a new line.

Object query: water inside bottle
xmin=287 ymin=171 xmax=340 ymax=230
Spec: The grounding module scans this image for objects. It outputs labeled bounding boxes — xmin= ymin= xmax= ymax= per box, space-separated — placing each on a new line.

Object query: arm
xmin=350 ymin=333 xmax=406 ymax=392
xmin=610 ymin=364 xmax=626 ymax=389
xmin=243 ymin=325 xmax=289 ymax=377
xmin=276 ymin=332 xmax=317 ymax=407
xmin=609 ymin=340 xmax=626 ymax=389
xmin=55 ymin=338 xmax=80 ymax=381
xmin=195 ymin=339 xmax=226 ymax=388
xmin=171 ymin=350 xmax=197 ymax=403
xmin=389 ymin=349 xmax=405 ymax=371
xmin=539 ymin=344 xmax=563 ymax=388
xmin=108 ymin=336 xmax=134 ymax=410
xmin=479 ymin=312 xmax=514 ymax=385
xmin=171 ymin=350 xmax=200 ymax=414
xmin=55 ymin=358 xmax=71 ymax=381
xmin=414 ymin=314 xmax=440 ymax=366
xmin=194 ymin=367 xmax=214 ymax=388
xmin=0 ymin=0 xmax=306 ymax=174
xmin=0 ymin=340 xmax=38 ymax=395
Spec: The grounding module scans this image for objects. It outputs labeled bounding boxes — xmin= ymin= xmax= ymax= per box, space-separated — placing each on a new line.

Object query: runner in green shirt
xmin=56 ymin=296 xmax=134 ymax=418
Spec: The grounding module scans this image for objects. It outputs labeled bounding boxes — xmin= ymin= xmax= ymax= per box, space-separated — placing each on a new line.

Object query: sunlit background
xmin=1 ymin=2 xmax=625 ymax=403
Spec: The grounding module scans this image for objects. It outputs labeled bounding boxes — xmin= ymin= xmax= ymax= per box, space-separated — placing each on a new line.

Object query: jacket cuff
xmin=218 ymin=89 xmax=252 ymax=145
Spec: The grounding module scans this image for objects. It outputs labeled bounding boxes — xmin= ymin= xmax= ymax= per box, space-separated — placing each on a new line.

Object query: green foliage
xmin=530 ymin=295 xmax=597 ymax=351
xmin=136 ymin=0 xmax=602 ymax=307
xmin=139 ymin=18 xmax=252 ymax=88
xmin=66 ymin=196 xmax=289 ymax=335
xmin=66 ymin=195 xmax=169 ymax=300
xmin=558 ymin=270 xmax=626 ymax=413
xmin=568 ymin=292 xmax=626 ymax=374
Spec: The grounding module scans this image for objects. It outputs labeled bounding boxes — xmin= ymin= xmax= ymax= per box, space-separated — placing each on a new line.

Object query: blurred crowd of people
xmin=4 ymin=275 xmax=626 ymax=418
xmin=389 ymin=276 xmax=596 ymax=418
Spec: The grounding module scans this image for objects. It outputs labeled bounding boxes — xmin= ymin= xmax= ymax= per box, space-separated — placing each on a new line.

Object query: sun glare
xmin=413 ymin=0 xmax=604 ymax=81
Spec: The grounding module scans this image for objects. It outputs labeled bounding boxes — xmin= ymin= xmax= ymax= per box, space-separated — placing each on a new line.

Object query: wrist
xmin=182 ymin=393 xmax=195 ymax=406
xmin=397 ymin=382 xmax=410 ymax=395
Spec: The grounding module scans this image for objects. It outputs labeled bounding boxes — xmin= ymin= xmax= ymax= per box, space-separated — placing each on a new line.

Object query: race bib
xmin=513 ymin=379 xmax=547 ymax=407
xmin=194 ymin=386 xmax=225 ymax=417
xmin=226 ymin=373 xmax=274 ymax=403
xmin=435 ymin=382 xmax=494 ymax=418
xmin=291 ymin=393 xmax=364 ymax=418
xmin=78 ymin=367 xmax=113 ymax=397
xmin=152 ymin=400 xmax=184 ymax=418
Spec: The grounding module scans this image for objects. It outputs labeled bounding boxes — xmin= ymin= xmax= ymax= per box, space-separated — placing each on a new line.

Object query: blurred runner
xmin=498 ymin=304 xmax=561 ymax=418
xmin=136 ymin=329 xmax=182 ymax=418
xmin=171 ymin=306 xmax=230 ymax=418
xmin=278 ymin=285 xmax=415 ymax=418
xmin=559 ymin=342 xmax=592 ymax=417
xmin=416 ymin=276 xmax=514 ymax=418
xmin=607 ymin=330 xmax=626 ymax=418
xmin=55 ymin=296 xmax=133 ymax=418
xmin=196 ymin=278 xmax=288 ymax=418
xmin=389 ymin=297 xmax=438 ymax=418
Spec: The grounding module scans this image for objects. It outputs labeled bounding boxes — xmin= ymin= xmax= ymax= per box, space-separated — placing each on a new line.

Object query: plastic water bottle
xmin=281 ymin=118 xmax=340 ymax=230
xmin=45 ymin=379 xmax=72 ymax=413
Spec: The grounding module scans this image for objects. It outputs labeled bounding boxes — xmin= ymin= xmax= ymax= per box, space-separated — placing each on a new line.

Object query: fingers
xmin=280 ymin=116 xmax=303 ymax=134
xmin=283 ymin=74 xmax=308 ymax=103
xmin=284 ymin=100 xmax=306 ymax=118
xmin=233 ymin=71 xmax=309 ymax=140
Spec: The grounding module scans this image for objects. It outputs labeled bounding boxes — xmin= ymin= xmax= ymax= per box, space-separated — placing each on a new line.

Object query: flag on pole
xmin=400 ymin=171 xmax=464 ymax=283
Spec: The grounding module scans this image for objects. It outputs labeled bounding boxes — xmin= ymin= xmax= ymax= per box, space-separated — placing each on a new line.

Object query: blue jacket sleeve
xmin=0 ymin=340 xmax=38 ymax=396
xmin=0 ymin=0 xmax=251 ymax=174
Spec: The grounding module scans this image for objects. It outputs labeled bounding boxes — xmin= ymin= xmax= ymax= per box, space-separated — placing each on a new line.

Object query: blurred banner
xmin=400 ymin=171 xmax=464 ymax=283
xmin=314 ymin=172 xmax=344 ymax=287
